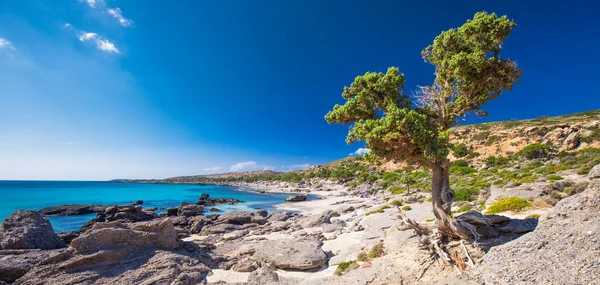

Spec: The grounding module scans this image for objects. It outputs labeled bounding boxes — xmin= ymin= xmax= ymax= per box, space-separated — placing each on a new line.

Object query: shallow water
xmin=0 ymin=181 xmax=298 ymax=232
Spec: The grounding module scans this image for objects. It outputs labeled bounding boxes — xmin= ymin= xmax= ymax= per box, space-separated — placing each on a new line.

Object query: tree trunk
xmin=430 ymin=162 xmax=477 ymax=240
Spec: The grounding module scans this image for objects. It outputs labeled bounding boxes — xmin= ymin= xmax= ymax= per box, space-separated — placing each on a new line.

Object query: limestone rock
xmin=475 ymin=180 xmax=600 ymax=284
xmin=0 ymin=210 xmax=65 ymax=250
xmin=589 ymin=163 xmax=600 ymax=179
xmin=0 ymin=249 xmax=64 ymax=283
xmin=299 ymin=210 xmax=339 ymax=228
xmin=14 ymin=219 xmax=209 ymax=285
xmin=39 ymin=205 xmax=106 ymax=216
xmin=563 ymin=131 xmax=580 ymax=150
xmin=252 ymin=238 xmax=328 ymax=270
xmin=285 ymin=194 xmax=307 ymax=202
xmin=178 ymin=202 xmax=204 ymax=217
xmin=247 ymin=266 xmax=280 ymax=285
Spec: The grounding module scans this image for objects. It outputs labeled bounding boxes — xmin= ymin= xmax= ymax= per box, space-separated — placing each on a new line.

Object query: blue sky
xmin=0 ymin=0 xmax=598 ymax=180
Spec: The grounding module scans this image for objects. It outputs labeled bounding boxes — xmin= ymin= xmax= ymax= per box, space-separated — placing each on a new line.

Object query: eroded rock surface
xmin=0 ymin=210 xmax=65 ymax=250
xmin=252 ymin=238 xmax=328 ymax=270
xmin=475 ymin=180 xmax=600 ymax=284
xmin=14 ymin=219 xmax=210 ymax=285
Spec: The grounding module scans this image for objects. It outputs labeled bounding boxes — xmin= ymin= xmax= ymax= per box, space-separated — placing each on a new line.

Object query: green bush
xmin=390 ymin=199 xmax=403 ymax=206
xmin=367 ymin=243 xmax=385 ymax=259
xmin=417 ymin=199 xmax=424 ymax=204
xmin=526 ymin=213 xmax=541 ymax=219
xmin=425 ymin=217 xmax=436 ymax=222
xmin=335 ymin=260 xmax=359 ymax=276
xmin=453 ymin=204 xmax=472 ymax=214
xmin=452 ymin=143 xmax=470 ymax=158
xmin=486 ymin=197 xmax=531 ymax=214
xmin=450 ymin=165 xmax=476 ymax=175
xmin=485 ymin=155 xmax=509 ymax=166
xmin=577 ymin=167 xmax=590 ymax=175
xmin=546 ymin=175 xmax=563 ymax=182
xmin=401 ymin=205 xmax=411 ymax=211
xmin=454 ymin=188 xmax=479 ymax=201
xmin=452 ymin=159 xmax=469 ymax=167
xmin=356 ymin=252 xmax=369 ymax=262
xmin=365 ymin=205 xmax=390 ymax=216
xmin=517 ymin=143 xmax=554 ymax=160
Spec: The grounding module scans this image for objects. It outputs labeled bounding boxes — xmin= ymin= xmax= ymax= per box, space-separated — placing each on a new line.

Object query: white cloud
xmin=203 ymin=166 xmax=223 ymax=172
xmin=78 ymin=32 xmax=98 ymax=42
xmin=63 ymin=23 xmax=72 ymax=29
xmin=0 ymin=37 xmax=15 ymax=50
xmin=230 ymin=161 xmax=257 ymax=172
xmin=107 ymin=7 xmax=133 ymax=27
xmin=81 ymin=0 xmax=103 ymax=8
xmin=76 ymin=30 xmax=119 ymax=54
xmin=350 ymin=148 xmax=370 ymax=156
xmin=96 ymin=39 xmax=120 ymax=53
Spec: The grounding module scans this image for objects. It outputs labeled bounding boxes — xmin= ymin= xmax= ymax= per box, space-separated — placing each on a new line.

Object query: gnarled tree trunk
xmin=430 ymin=161 xmax=478 ymax=240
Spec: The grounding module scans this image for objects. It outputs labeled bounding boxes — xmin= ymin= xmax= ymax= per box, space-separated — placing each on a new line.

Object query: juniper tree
xmin=325 ymin=12 xmax=522 ymax=239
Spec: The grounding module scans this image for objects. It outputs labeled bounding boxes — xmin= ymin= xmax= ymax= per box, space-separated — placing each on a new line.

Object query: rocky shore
xmin=1 ymin=174 xmax=599 ymax=284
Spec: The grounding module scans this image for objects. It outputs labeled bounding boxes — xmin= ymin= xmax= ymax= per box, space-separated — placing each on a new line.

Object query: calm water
xmin=0 ymin=181 xmax=297 ymax=232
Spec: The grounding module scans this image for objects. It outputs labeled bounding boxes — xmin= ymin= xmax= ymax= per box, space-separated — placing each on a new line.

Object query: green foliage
xmin=368 ymin=243 xmax=385 ymax=259
xmin=452 ymin=159 xmax=469 ymax=167
xmin=517 ymin=143 xmax=554 ymax=160
xmin=577 ymin=168 xmax=590 ymax=175
xmin=453 ymin=204 xmax=473 ymax=214
xmin=486 ymin=197 xmax=531 ymax=214
xmin=335 ymin=260 xmax=359 ymax=276
xmin=365 ymin=205 xmax=391 ymax=216
xmin=425 ymin=217 xmax=436 ymax=222
xmin=356 ymin=252 xmax=369 ymax=262
xmin=450 ymin=165 xmax=476 ymax=175
xmin=526 ymin=214 xmax=541 ymax=219
xmin=485 ymin=155 xmax=509 ymax=166
xmin=452 ymin=143 xmax=470 ymax=158
xmin=417 ymin=199 xmax=425 ymax=204
xmin=390 ymin=199 xmax=404 ymax=206
xmin=401 ymin=205 xmax=412 ymax=211
xmin=546 ymin=175 xmax=564 ymax=182
xmin=454 ymin=188 xmax=479 ymax=202
xmin=325 ymin=11 xmax=520 ymax=169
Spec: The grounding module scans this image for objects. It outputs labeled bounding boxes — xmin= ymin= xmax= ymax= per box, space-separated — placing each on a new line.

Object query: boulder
xmin=200 ymin=223 xmax=242 ymax=235
xmin=299 ymin=210 xmax=339 ymax=228
xmin=335 ymin=205 xmax=355 ymax=215
xmin=178 ymin=202 xmax=204 ymax=217
xmin=252 ymin=238 xmax=328 ymax=270
xmin=497 ymin=218 xmax=538 ymax=234
xmin=166 ymin=207 xmax=179 ymax=216
xmin=231 ymin=257 xmax=258 ymax=272
xmin=199 ymin=193 xmax=210 ymax=201
xmin=588 ymin=163 xmax=600 ymax=179
xmin=71 ymin=219 xmax=178 ymax=253
xmin=267 ymin=211 xmax=292 ymax=222
xmin=247 ymin=266 xmax=280 ymax=285
xmin=218 ymin=211 xmax=268 ymax=225
xmin=79 ymin=205 xmax=157 ymax=233
xmin=562 ymin=131 xmax=581 ymax=151
xmin=14 ymin=219 xmax=210 ymax=285
xmin=0 ymin=210 xmax=65 ymax=250
xmin=475 ymin=180 xmax=600 ymax=285
xmin=39 ymin=205 xmax=106 ymax=216
xmin=285 ymin=194 xmax=308 ymax=202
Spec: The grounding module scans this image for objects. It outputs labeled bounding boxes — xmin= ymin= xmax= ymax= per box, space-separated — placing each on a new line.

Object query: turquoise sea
xmin=0 ymin=181 xmax=297 ymax=233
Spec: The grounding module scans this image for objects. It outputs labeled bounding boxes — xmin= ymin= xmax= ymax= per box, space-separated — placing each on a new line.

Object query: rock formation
xmin=0 ymin=210 xmax=65 ymax=250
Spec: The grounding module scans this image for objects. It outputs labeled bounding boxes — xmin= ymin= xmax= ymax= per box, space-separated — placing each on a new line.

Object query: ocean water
xmin=0 ymin=181 xmax=300 ymax=233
